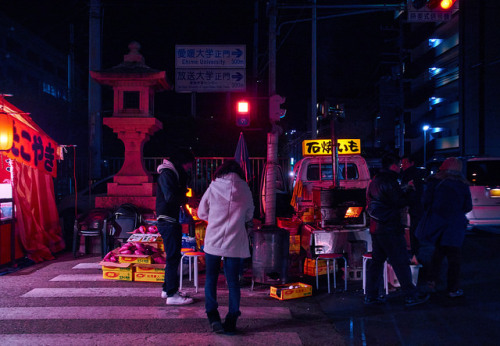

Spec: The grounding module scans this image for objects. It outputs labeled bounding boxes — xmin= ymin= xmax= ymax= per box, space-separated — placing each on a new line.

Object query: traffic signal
xmin=269 ymin=94 xmax=286 ymax=122
xmin=411 ymin=0 xmax=456 ymax=10
xmin=235 ymin=100 xmax=250 ymax=127
xmin=427 ymin=0 xmax=457 ymax=10
xmin=329 ymin=103 xmax=345 ymax=121
xmin=408 ymin=0 xmax=457 ymax=22
xmin=318 ymin=101 xmax=345 ymax=121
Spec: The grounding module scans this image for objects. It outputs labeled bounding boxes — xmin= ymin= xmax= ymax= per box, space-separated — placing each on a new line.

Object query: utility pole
xmin=89 ymin=0 xmax=102 ymax=180
xmin=264 ymin=0 xmax=278 ymax=225
xmin=311 ymin=0 xmax=317 ymax=139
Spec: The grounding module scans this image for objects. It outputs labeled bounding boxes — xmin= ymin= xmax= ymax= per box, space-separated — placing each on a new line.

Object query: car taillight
xmin=487 ymin=188 xmax=500 ymax=198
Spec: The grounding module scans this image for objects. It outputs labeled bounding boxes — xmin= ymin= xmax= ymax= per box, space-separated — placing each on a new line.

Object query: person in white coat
xmin=197 ymin=159 xmax=254 ymax=335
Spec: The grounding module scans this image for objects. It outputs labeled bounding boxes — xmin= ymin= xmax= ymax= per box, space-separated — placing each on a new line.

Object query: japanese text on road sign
xmin=175 ymin=45 xmax=246 ymax=68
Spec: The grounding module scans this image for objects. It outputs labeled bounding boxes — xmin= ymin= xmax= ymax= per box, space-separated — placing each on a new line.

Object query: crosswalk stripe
xmin=22 ymin=287 xmax=267 ymax=298
xmin=0 ymin=306 xmax=292 ymax=320
xmin=0 ymin=332 xmax=303 ymax=345
xmin=50 ymin=274 xmax=105 ymax=281
xmin=72 ymin=263 xmax=101 ymax=269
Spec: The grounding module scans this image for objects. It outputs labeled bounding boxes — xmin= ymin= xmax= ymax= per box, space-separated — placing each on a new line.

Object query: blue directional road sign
xmin=175 ymin=68 xmax=246 ymax=93
xmin=175 ymin=45 xmax=246 ymax=68
xmin=175 ymin=45 xmax=246 ymax=93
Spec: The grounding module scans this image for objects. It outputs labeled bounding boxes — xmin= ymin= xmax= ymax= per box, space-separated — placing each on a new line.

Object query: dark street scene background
xmin=1 ymin=0 xmax=500 ymax=345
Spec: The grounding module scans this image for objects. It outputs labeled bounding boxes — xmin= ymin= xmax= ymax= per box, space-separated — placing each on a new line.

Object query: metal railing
xmin=56 ymin=156 xmax=290 ymax=201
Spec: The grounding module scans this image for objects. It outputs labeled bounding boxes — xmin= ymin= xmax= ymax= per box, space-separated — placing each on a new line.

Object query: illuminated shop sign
xmin=302 ymin=139 xmax=361 ymax=156
xmin=4 ymin=119 xmax=58 ymax=177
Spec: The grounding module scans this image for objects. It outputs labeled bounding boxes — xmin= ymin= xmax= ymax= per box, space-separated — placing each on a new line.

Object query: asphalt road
xmin=0 ymin=226 xmax=499 ymax=345
xmin=318 ymin=225 xmax=500 ymax=345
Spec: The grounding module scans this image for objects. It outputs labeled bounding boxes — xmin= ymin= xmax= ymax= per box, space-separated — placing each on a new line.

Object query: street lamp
xmin=422 ymin=124 xmax=430 ymax=167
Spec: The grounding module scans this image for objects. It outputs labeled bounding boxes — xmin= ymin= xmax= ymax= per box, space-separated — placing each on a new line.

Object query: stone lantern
xmin=91 ymin=41 xmax=170 ymax=211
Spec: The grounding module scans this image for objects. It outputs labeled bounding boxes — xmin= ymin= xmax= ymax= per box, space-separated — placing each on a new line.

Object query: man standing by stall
xmin=365 ymin=153 xmax=429 ymax=306
xmin=401 ymin=155 xmax=426 ymax=258
xmin=156 ymin=148 xmax=196 ymax=305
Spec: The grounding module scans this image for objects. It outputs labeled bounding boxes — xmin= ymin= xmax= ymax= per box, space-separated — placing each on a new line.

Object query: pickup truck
xmin=291 ymin=150 xmax=371 ymax=228
xmin=290 ymin=139 xmax=373 ymax=275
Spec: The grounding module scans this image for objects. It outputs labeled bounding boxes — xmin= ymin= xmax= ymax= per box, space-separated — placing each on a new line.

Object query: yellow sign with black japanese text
xmin=302 ymin=139 xmax=361 ymax=156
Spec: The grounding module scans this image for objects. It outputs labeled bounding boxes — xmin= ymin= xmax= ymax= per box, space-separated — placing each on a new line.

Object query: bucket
xmin=387 ymin=263 xmax=422 ymax=287
xmin=410 ymin=264 xmax=422 ymax=286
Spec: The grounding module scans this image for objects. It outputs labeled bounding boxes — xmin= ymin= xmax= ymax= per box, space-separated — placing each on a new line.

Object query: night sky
xmin=1 ymin=0 xmax=401 ymax=157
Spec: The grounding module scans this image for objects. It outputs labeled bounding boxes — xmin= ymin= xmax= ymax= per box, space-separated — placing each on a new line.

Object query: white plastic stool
xmin=315 ymin=253 xmax=347 ymax=293
xmin=362 ymin=253 xmax=389 ymax=295
xmin=179 ymin=251 xmax=204 ymax=293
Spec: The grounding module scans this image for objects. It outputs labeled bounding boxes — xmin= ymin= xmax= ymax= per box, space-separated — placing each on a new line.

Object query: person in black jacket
xmin=156 ymin=148 xmax=195 ymax=305
xmin=401 ymin=155 xmax=427 ymax=257
xmin=365 ymin=153 xmax=429 ymax=306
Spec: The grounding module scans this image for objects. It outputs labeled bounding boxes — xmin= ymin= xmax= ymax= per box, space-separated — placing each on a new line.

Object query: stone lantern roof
xmin=90 ymin=41 xmax=171 ymax=91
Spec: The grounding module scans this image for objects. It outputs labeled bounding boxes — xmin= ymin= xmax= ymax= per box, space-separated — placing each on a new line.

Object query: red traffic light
xmin=427 ymin=0 xmax=456 ymax=10
xmin=439 ymin=0 xmax=455 ymax=10
xmin=236 ymin=100 xmax=250 ymax=127
xmin=237 ymin=101 xmax=249 ymax=114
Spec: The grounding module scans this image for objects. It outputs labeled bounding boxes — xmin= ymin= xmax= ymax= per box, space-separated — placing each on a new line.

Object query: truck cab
xmin=291 ymin=139 xmax=371 ymax=228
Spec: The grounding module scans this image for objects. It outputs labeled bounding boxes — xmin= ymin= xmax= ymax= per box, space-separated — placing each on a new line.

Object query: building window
xmin=429 ymin=67 xmax=443 ymax=78
xmin=428 ymin=38 xmax=443 ymax=48
xmin=429 ymin=97 xmax=443 ymax=110
xmin=42 ymin=82 xmax=67 ymax=100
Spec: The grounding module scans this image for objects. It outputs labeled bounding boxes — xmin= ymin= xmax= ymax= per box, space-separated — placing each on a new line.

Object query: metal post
xmin=423 ymin=129 xmax=427 ymax=168
xmin=191 ymin=92 xmax=196 ymax=117
xmin=311 ymin=0 xmax=317 ymax=139
xmin=88 ymin=0 xmax=102 ymax=179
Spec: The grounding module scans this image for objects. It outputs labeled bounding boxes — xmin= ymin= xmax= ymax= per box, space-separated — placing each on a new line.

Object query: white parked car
xmin=464 ymin=157 xmax=500 ymax=227
xmin=428 ymin=157 xmax=500 ymax=228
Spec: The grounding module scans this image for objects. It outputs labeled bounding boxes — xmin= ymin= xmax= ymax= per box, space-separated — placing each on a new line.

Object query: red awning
xmin=1 ymin=96 xmax=60 ymax=178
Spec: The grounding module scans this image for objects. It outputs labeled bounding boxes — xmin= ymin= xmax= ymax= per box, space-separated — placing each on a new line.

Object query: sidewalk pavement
xmin=1 ymin=226 xmax=499 ymax=345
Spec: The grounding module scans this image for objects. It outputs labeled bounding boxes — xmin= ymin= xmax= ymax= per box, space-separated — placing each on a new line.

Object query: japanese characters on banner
xmin=4 ymin=119 xmax=58 ymax=178
xmin=302 ymin=139 xmax=361 ymax=156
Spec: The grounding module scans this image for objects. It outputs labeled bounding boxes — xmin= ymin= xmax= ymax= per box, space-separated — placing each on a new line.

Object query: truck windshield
xmin=306 ymin=163 xmax=359 ymax=181
xmin=467 ymin=160 xmax=500 ymax=186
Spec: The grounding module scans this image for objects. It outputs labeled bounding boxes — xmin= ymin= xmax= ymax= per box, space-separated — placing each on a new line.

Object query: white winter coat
xmin=197 ymin=172 xmax=255 ymax=258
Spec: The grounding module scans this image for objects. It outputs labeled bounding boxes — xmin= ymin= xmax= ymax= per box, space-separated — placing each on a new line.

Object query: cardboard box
xmin=289 ymin=235 xmax=300 ymax=254
xmin=304 ymin=258 xmax=328 ymax=276
xmin=118 ymin=255 xmax=152 ymax=264
xmin=277 ymin=217 xmax=301 ymax=235
xmin=270 ymin=282 xmax=312 ymax=300
xmin=100 ymin=262 xmax=133 ymax=281
xmin=134 ymin=263 xmax=165 ymax=273
xmin=134 ymin=272 xmax=164 ymax=283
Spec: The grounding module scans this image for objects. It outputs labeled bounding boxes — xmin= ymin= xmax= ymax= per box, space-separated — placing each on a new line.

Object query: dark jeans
xmin=205 ymin=253 xmax=242 ymax=318
xmin=429 ymin=244 xmax=461 ymax=292
xmin=409 ymin=216 xmax=420 ymax=256
xmin=367 ymin=233 xmax=417 ymax=299
xmin=157 ymin=220 xmax=182 ymax=296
